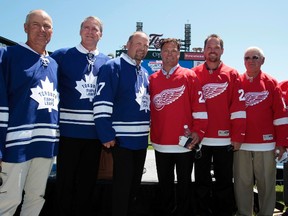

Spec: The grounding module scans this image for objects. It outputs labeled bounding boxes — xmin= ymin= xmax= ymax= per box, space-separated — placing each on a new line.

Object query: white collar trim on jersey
xmin=162 ymin=64 xmax=179 ymax=76
xmin=245 ymin=72 xmax=254 ymax=82
xmin=19 ymin=42 xmax=49 ymax=57
xmin=76 ymin=43 xmax=99 ymax=56
xmin=121 ymin=53 xmax=142 ymax=67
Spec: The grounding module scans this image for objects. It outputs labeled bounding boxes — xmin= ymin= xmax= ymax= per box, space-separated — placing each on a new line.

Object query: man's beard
xmin=134 ymin=51 xmax=146 ymax=61
xmin=207 ymin=54 xmax=220 ymax=62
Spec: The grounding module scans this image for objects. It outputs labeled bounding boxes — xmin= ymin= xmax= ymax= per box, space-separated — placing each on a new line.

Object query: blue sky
xmin=1 ymin=0 xmax=287 ymax=81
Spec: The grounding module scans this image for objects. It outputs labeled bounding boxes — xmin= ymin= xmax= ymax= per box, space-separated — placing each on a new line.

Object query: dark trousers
xmin=56 ymin=136 xmax=102 ymax=216
xmin=194 ymin=145 xmax=234 ymax=216
xmin=155 ymin=150 xmax=196 ymax=216
xmin=111 ymin=145 xmax=147 ymax=216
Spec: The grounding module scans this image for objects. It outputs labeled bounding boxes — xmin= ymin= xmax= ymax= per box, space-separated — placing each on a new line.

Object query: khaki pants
xmin=234 ymin=150 xmax=276 ymax=216
xmin=0 ymin=157 xmax=53 ymax=216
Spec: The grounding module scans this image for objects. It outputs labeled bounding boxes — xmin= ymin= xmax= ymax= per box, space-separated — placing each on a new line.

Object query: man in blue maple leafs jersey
xmin=0 ymin=9 xmax=59 ymax=216
xmin=51 ymin=16 xmax=110 ymax=216
xmin=93 ymin=31 xmax=150 ymax=216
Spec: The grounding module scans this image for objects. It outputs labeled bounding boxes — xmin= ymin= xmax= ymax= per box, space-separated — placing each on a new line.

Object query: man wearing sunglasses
xmin=234 ymin=46 xmax=288 ymax=216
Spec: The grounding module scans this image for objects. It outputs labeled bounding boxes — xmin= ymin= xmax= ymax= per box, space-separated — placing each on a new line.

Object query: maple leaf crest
xmin=135 ymin=84 xmax=150 ymax=113
xmin=30 ymin=76 xmax=59 ymax=112
xmin=75 ymin=72 xmax=97 ymax=102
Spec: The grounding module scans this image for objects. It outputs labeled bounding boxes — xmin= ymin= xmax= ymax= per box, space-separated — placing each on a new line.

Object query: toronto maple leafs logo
xmin=153 ymin=85 xmax=185 ymax=111
xmin=135 ymin=84 xmax=150 ymax=113
xmin=30 ymin=76 xmax=59 ymax=112
xmin=75 ymin=72 xmax=97 ymax=102
xmin=202 ymin=82 xmax=228 ymax=99
xmin=245 ymin=91 xmax=269 ymax=107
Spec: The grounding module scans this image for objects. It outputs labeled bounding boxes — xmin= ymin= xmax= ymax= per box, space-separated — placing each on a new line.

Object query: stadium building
xmin=116 ymin=22 xmax=205 ymax=75
xmin=0 ymin=36 xmax=16 ymax=47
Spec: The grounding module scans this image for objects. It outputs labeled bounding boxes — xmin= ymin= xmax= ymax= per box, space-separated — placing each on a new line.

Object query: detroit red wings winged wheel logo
xmin=153 ymin=85 xmax=185 ymax=111
xmin=202 ymin=82 xmax=228 ymax=99
xmin=244 ymin=91 xmax=269 ymax=107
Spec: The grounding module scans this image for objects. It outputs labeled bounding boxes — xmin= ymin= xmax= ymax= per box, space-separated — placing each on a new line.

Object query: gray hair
xmin=245 ymin=46 xmax=265 ymax=58
xmin=80 ymin=16 xmax=103 ymax=33
xmin=25 ymin=9 xmax=52 ymax=25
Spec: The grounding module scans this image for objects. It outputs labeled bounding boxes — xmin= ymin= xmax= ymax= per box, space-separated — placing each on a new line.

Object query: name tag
xmin=263 ymin=134 xmax=273 ymax=141
xmin=218 ymin=130 xmax=229 ymax=137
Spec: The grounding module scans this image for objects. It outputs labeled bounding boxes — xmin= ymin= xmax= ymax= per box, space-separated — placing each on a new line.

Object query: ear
xmin=24 ymin=23 xmax=28 ymax=33
xmin=262 ymin=57 xmax=265 ymax=65
xmin=126 ymin=41 xmax=130 ymax=50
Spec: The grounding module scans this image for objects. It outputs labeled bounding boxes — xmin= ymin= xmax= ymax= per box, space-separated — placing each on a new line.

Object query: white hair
xmin=245 ymin=46 xmax=265 ymax=58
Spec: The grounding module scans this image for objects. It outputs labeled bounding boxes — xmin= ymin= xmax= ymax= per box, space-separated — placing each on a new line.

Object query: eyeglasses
xmin=0 ymin=166 xmax=7 ymax=194
xmin=244 ymin=56 xmax=259 ymax=61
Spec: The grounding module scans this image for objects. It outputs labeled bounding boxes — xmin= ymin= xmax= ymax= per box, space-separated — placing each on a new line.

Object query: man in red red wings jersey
xmin=150 ymin=38 xmax=208 ymax=216
xmin=279 ymin=80 xmax=288 ymax=105
xmin=233 ymin=46 xmax=288 ymax=216
xmin=193 ymin=34 xmax=246 ymax=216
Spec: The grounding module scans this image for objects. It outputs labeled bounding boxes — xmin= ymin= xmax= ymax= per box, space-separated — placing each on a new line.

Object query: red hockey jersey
xmin=279 ymin=80 xmax=288 ymax=106
xmin=193 ymin=63 xmax=246 ymax=146
xmin=240 ymin=71 xmax=288 ymax=150
xmin=149 ymin=66 xmax=208 ymax=153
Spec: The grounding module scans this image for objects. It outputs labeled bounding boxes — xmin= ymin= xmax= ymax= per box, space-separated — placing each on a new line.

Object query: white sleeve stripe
xmin=94 ymin=114 xmax=111 ymax=119
xmin=60 ymin=108 xmax=93 ymax=113
xmin=6 ymin=137 xmax=59 ymax=148
xmin=192 ymin=112 xmax=208 ymax=119
xmin=274 ymin=117 xmax=288 ymax=126
xmin=60 ymin=112 xmax=94 ymax=121
xmin=231 ymin=111 xmax=246 ymax=120
xmin=6 ymin=128 xmax=58 ymax=142
xmin=0 ymin=112 xmax=9 ymax=121
xmin=60 ymin=120 xmax=95 ymax=126
xmin=8 ymin=123 xmax=58 ymax=131
xmin=115 ymin=132 xmax=150 ymax=137
xmin=113 ymin=121 xmax=150 ymax=125
xmin=0 ymin=107 xmax=9 ymax=111
xmin=113 ymin=125 xmax=150 ymax=133
xmin=93 ymin=105 xmax=113 ymax=115
xmin=93 ymin=101 xmax=113 ymax=106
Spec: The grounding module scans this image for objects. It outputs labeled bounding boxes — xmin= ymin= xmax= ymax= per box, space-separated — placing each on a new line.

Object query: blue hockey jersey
xmin=93 ymin=54 xmax=150 ymax=150
xmin=0 ymin=44 xmax=59 ymax=163
xmin=51 ymin=44 xmax=110 ymax=139
xmin=0 ymin=64 xmax=8 ymax=159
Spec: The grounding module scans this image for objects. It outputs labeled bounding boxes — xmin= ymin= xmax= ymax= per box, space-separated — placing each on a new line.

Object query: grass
xmin=275 ymin=184 xmax=287 ymax=215
xmin=147 ymin=143 xmax=153 ymax=150
xmin=276 ymin=184 xmax=285 ymax=204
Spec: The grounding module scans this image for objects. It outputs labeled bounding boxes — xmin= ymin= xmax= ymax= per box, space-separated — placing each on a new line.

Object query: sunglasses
xmin=244 ymin=56 xmax=259 ymax=61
